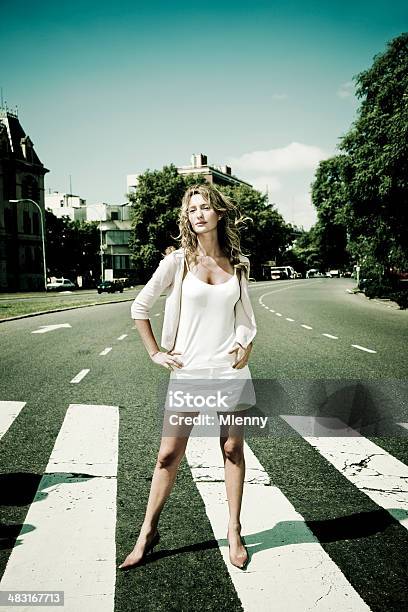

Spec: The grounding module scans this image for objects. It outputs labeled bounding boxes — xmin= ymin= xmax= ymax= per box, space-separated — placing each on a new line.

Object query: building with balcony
xmin=85 ymin=202 xmax=133 ymax=279
xmin=44 ymin=195 xmax=134 ymax=281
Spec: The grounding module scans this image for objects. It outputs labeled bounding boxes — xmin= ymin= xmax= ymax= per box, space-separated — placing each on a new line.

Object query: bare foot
xmin=118 ymin=529 xmax=159 ymax=570
xmin=227 ymin=526 xmax=248 ymax=569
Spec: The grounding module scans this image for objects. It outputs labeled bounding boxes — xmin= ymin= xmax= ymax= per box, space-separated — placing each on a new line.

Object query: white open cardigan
xmin=130 ymin=247 xmax=257 ymax=351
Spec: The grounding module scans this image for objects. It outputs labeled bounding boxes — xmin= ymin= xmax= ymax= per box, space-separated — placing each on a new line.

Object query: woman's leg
xmin=119 ymin=414 xmax=195 ymax=569
xmin=219 ymin=419 xmax=248 ymax=567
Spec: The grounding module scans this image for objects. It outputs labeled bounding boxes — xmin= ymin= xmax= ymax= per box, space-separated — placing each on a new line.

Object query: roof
xmin=0 ymin=109 xmax=48 ymax=171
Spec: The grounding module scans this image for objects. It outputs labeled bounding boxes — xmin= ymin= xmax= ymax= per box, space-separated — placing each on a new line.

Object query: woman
xmin=119 ymin=183 xmax=257 ymax=570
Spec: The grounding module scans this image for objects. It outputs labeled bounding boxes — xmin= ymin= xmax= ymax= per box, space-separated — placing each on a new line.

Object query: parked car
xmin=328 ymin=269 xmax=340 ymax=278
xmin=97 ymin=280 xmax=124 ymax=294
xmin=271 ymin=268 xmax=287 ymax=280
xmin=269 ymin=266 xmax=296 ymax=280
xmin=46 ymin=278 xmax=76 ymax=291
xmin=306 ymin=269 xmax=320 ymax=278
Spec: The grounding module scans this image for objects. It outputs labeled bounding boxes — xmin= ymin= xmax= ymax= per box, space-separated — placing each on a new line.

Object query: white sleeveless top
xmin=172 ymin=260 xmax=240 ymax=370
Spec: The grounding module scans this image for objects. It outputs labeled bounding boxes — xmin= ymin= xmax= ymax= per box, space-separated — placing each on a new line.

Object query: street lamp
xmin=9 ymin=198 xmax=48 ymax=291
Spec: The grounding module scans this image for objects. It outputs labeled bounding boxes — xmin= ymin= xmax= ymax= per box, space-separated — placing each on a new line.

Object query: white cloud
xmin=226 ymin=143 xmax=328 ymax=230
xmin=228 ymin=142 xmax=327 ymax=174
xmin=271 ymin=93 xmax=288 ymax=100
xmin=337 ymin=81 xmax=354 ymax=98
xmin=250 ymin=175 xmax=282 ymax=194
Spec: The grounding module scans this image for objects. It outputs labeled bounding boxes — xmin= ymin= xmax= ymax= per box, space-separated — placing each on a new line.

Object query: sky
xmin=1 ymin=0 xmax=407 ymax=229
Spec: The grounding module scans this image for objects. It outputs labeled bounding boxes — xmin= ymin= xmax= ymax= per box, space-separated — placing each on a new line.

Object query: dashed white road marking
xmin=281 ymin=415 xmax=408 ymax=530
xmin=185 ymin=434 xmax=370 ymax=611
xmin=70 ymin=369 xmax=90 ymax=383
xmin=0 ymin=403 xmax=119 ymax=611
xmin=32 ymin=323 xmax=72 ymax=334
xmin=0 ymin=401 xmax=26 ymax=440
xmin=117 ymin=334 xmax=127 ymax=340
xmin=351 ymin=344 xmax=377 ymax=354
xmin=257 ymin=284 xmax=379 ymax=359
xmin=99 ymin=347 xmax=113 ymax=356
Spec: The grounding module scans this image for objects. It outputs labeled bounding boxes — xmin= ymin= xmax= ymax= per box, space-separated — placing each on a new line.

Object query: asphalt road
xmin=1 ymin=278 xmax=407 ymax=611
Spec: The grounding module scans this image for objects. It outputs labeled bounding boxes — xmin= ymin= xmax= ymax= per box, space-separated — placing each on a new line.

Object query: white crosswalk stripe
xmin=0 ymin=401 xmax=26 ymax=440
xmin=186 ymin=433 xmax=371 ymax=611
xmin=0 ymin=403 xmax=119 ymax=612
xmin=281 ymin=416 xmax=408 ymax=530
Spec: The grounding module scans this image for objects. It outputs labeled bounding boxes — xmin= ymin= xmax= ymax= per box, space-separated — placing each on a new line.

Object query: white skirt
xmin=165 ymin=364 xmax=256 ymax=413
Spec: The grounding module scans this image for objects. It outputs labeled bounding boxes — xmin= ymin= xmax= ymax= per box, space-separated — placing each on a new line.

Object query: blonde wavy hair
xmin=174 ymin=183 xmax=252 ymax=278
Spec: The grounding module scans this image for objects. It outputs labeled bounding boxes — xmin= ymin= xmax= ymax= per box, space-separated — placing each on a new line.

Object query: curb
xmin=348 ymin=289 xmax=403 ymax=310
xmin=0 ymin=296 xmax=136 ymax=323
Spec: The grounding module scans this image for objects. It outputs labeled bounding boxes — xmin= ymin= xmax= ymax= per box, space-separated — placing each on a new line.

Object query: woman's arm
xmin=130 ymin=253 xmax=183 ymax=370
xmin=130 ymin=253 xmax=177 ymax=320
xmin=234 ymin=261 xmax=257 ymax=349
xmin=133 ymin=319 xmax=183 ymax=369
xmin=134 ymin=319 xmax=160 ymax=357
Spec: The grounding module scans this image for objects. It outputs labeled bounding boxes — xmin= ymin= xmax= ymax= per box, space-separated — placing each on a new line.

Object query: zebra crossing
xmin=1 ymin=399 xmax=407 ymax=611
xmin=0 ymin=402 xmax=119 ymax=612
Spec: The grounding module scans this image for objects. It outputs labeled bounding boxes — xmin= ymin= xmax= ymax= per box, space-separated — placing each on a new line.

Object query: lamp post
xmin=9 ymin=198 xmax=47 ymax=291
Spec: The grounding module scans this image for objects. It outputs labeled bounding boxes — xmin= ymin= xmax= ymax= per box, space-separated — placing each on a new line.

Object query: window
xmin=116 ymin=255 xmax=130 ymax=269
xmin=22 ymin=176 xmax=40 ymax=202
xmin=25 ymin=246 xmax=33 ymax=271
xmin=33 ymin=211 xmax=39 ymax=235
xmin=23 ymin=211 xmax=32 ymax=234
xmin=105 ymin=230 xmax=131 ymax=245
xmin=4 ymin=207 xmax=17 ymax=233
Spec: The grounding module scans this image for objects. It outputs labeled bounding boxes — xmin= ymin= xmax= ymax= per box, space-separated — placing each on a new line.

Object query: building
xmin=0 ymin=108 xmax=49 ymax=291
xmin=45 ymin=192 xmax=87 ymax=221
xmin=126 ymin=153 xmax=252 ymax=192
xmin=177 ymin=153 xmax=252 ymax=187
xmin=85 ymin=202 xmax=133 ymax=279
xmin=44 ymin=195 xmax=134 ymax=281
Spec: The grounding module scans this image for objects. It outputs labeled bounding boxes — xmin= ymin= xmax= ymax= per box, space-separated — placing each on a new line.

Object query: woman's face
xmin=187 ymin=193 xmax=220 ymax=234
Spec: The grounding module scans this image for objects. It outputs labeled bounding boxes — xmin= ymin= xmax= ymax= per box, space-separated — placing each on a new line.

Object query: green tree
xmin=220 ymin=183 xmax=293 ymax=278
xmin=128 ymin=164 xmax=206 ymax=281
xmin=339 ymin=32 xmax=408 ymax=279
xmin=45 ymin=210 xmax=100 ymax=283
xmin=310 ymin=155 xmax=351 ymax=271
xmin=290 ymin=226 xmax=323 ymax=272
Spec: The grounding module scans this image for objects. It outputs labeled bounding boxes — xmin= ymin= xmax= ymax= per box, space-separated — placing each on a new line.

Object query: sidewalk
xmin=348 ymin=288 xmax=404 ymax=310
